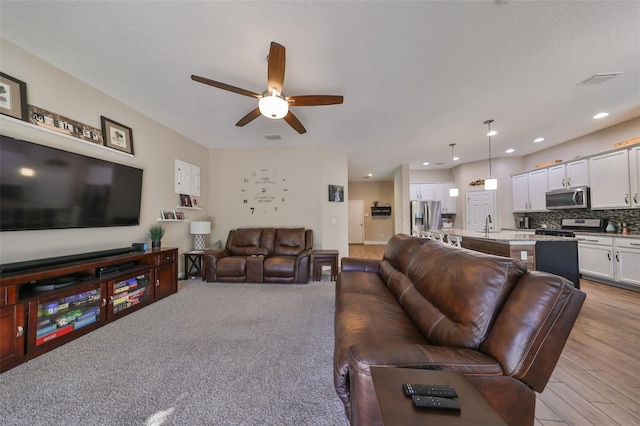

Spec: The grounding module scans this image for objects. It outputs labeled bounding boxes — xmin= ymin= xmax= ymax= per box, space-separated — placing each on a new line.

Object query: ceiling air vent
xmin=577 ymin=72 xmax=622 ymax=86
xmin=264 ymin=134 xmax=282 ymax=140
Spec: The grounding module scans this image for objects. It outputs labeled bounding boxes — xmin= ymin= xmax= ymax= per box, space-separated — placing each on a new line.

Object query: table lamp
xmin=190 ymin=221 xmax=211 ymax=251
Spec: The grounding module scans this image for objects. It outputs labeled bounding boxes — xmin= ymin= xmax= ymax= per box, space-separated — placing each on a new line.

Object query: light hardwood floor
xmin=348 ymin=244 xmax=640 ymax=426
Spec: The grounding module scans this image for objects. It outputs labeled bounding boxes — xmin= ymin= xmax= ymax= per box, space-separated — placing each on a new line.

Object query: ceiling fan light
xmin=259 ymin=91 xmax=289 ymax=119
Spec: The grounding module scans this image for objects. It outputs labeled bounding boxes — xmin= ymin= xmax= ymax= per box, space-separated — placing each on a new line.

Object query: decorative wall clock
xmin=241 ymin=168 xmax=288 ymax=214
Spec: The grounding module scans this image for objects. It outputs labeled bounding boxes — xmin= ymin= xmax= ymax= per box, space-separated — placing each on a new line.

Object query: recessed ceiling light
xmin=453 ymin=157 xmax=459 ymax=161
xmin=487 ymin=130 xmax=497 ymax=137
xmin=422 ymin=162 xmax=429 ymax=166
xmin=593 ymin=112 xmax=609 ymax=119
xmin=505 ymin=148 xmax=515 ymax=154
xmin=534 ymin=137 xmax=545 ymax=143
xmin=367 ymin=173 xmax=373 ymax=177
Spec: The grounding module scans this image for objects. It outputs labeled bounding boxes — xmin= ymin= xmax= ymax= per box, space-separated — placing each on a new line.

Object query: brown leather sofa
xmin=202 ymin=227 xmax=312 ymax=283
xmin=334 ymin=233 xmax=586 ymax=426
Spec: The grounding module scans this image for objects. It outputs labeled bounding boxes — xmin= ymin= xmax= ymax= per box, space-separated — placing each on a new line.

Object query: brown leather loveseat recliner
xmin=334 ymin=233 xmax=586 ymax=426
xmin=202 ymin=227 xmax=312 ymax=284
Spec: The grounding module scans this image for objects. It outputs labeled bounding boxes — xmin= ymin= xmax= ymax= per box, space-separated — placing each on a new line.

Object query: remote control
xmin=403 ymin=384 xmax=458 ymax=398
xmin=412 ymin=395 xmax=461 ymax=412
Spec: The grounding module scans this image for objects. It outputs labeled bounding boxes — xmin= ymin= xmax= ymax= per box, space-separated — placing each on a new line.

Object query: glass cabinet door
xmin=34 ymin=286 xmax=102 ymax=348
xmin=109 ymin=272 xmax=152 ymax=318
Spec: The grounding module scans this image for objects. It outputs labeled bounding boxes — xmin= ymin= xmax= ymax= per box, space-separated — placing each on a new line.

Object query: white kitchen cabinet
xmin=614 ymin=238 xmax=640 ymax=288
xmin=512 ymin=169 xmax=548 ymax=212
xmin=432 ymin=183 xmax=457 ymax=213
xmin=548 ymin=160 xmax=589 ymax=191
xmin=410 ymin=183 xmax=455 ymax=213
xmin=577 ymin=236 xmax=614 ymax=280
xmin=629 ymin=146 xmax=640 ymax=208
xmin=589 ymin=150 xmax=631 ymax=209
xmin=410 ymin=184 xmax=436 ymax=201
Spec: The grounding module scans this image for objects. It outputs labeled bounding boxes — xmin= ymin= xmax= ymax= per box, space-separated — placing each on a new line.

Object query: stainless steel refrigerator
xmin=410 ymin=200 xmax=442 ymax=233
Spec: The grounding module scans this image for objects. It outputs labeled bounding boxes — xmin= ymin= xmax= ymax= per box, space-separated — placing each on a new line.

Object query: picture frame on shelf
xmin=101 ymin=116 xmax=134 ymax=154
xmin=192 ymin=198 xmax=198 ymax=207
xmin=0 ymin=72 xmax=28 ymax=121
xmin=180 ymin=193 xmax=192 ymax=207
xmin=28 ymin=105 xmax=103 ymax=144
xmin=175 ymin=211 xmax=185 ymax=220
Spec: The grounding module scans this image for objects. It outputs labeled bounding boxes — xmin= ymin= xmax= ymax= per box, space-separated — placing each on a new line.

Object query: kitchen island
xmin=434 ymin=230 xmax=580 ymax=288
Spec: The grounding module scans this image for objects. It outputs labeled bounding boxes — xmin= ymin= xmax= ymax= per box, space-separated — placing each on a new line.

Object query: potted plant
xmin=148 ymin=224 xmax=165 ymax=249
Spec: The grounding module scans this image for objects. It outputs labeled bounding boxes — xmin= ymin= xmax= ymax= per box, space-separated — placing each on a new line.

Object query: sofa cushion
xmin=216 ymin=256 xmax=247 ymax=277
xmin=263 ymin=256 xmax=296 ymax=277
xmin=402 ymin=240 xmax=527 ymax=349
xmin=229 ymin=228 xmax=263 ymax=255
xmin=273 ymin=228 xmax=306 ymax=256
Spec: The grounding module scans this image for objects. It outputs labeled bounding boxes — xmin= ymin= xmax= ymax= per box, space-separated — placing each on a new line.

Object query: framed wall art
xmin=0 ymin=72 xmax=28 ymax=121
xmin=101 ymin=116 xmax=134 ymax=154
xmin=328 ymin=184 xmax=344 ymax=202
xmin=29 ymin=105 xmax=103 ymax=144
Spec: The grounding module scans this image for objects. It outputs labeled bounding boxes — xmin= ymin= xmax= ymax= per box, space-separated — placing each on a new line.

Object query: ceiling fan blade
xmin=267 ymin=42 xmax=286 ymax=94
xmin=283 ymin=111 xmax=307 ymax=134
xmin=191 ymin=75 xmax=260 ymax=99
xmin=286 ymin=95 xmax=344 ymax=106
xmin=236 ymin=108 xmax=262 ymax=127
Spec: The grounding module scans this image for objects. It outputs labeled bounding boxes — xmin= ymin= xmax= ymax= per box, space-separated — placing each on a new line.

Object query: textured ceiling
xmin=1 ymin=1 xmax=639 ymax=181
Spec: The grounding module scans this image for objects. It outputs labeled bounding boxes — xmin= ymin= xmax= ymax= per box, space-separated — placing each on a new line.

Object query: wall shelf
xmin=176 ymin=206 xmax=202 ymax=210
xmin=371 ymin=206 xmax=392 ymax=217
xmin=0 ymin=114 xmax=133 ymax=157
xmin=157 ymin=219 xmax=189 ymax=222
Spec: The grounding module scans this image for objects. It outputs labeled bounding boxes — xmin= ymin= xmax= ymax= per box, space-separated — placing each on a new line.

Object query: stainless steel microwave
xmin=545 ymin=186 xmax=590 ymax=210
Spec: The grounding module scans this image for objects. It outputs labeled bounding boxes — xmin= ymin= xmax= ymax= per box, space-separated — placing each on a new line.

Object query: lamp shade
xmin=484 ymin=178 xmax=498 ymax=190
xmin=258 ymin=91 xmax=289 ymax=119
xmin=190 ymin=221 xmax=211 ymax=235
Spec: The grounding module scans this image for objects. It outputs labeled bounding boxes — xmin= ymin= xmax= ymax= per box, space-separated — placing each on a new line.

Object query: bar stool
xmin=447 ymin=235 xmax=462 ymax=247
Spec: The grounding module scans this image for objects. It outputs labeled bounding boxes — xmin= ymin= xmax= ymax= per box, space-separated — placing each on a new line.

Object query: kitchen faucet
xmin=485 ymin=214 xmax=492 ymax=238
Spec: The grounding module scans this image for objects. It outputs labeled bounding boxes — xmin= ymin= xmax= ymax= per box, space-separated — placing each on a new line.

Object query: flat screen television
xmin=0 ymin=135 xmax=143 ymax=231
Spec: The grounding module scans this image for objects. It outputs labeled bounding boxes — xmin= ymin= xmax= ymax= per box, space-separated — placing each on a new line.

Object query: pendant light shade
xmin=448 ymin=143 xmax=458 ymax=197
xmin=484 ymin=119 xmax=497 ymax=190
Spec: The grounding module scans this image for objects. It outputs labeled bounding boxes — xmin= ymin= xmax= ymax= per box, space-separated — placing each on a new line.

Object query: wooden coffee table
xmin=370 ymin=367 xmax=507 ymax=426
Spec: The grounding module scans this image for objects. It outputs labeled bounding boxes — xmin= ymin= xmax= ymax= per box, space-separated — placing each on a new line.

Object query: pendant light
xmin=448 ymin=143 xmax=458 ymax=197
xmin=484 ymin=119 xmax=497 ymax=190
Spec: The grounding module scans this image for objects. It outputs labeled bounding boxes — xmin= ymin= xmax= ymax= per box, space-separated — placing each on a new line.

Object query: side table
xmin=370 ymin=367 xmax=507 ymax=426
xmin=311 ymin=249 xmax=339 ymax=281
xmin=184 ymin=251 xmax=203 ymax=279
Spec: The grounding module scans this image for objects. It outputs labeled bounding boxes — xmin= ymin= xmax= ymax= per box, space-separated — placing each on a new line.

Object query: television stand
xmin=0 ymin=247 xmax=178 ymax=373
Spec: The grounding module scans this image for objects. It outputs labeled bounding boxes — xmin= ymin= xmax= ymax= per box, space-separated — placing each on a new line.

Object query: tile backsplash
xmin=523 ymin=209 xmax=640 ymax=233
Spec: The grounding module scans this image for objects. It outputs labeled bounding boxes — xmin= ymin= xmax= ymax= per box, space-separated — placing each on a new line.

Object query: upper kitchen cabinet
xmin=512 ymin=169 xmax=548 ymax=212
xmin=629 ymin=146 xmax=640 ymax=208
xmin=433 ymin=183 xmax=457 ymax=214
xmin=410 ymin=184 xmax=435 ymax=201
xmin=547 ymin=160 xmax=589 ymax=191
xmin=589 ymin=150 xmax=631 ymax=209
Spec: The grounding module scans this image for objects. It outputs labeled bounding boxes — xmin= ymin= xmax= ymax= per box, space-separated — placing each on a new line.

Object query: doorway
xmin=466 ymin=190 xmax=496 ymax=232
xmin=348 ymin=200 xmax=364 ymax=244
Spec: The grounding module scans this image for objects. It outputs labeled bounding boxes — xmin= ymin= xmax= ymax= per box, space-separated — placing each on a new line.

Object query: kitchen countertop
xmin=430 ymin=229 xmax=640 ymax=243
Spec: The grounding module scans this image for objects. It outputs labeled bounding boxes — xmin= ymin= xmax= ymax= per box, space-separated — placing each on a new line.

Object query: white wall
xmin=523 ymin=117 xmax=640 ymax=171
xmin=0 ymin=39 xmax=209 ymax=271
xmin=208 ymin=145 xmax=349 ymax=259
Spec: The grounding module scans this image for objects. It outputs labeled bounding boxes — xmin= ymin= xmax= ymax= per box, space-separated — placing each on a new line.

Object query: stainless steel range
xmin=535 ymin=218 xmax=607 ymax=237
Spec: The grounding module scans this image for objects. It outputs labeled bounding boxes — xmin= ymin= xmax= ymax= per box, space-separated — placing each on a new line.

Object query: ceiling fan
xmin=191 ymin=42 xmax=343 ymax=134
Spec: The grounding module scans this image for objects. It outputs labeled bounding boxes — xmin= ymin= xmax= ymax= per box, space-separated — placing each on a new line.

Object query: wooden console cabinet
xmin=0 ymin=247 xmax=177 ymax=373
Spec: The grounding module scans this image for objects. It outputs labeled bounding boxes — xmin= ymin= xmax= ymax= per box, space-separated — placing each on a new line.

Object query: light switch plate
xmin=520 ymin=251 xmax=528 ymax=260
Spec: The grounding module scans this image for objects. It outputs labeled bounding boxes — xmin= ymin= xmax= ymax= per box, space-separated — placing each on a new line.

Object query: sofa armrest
xmin=253 ymin=247 xmax=271 ymax=256
xmin=341 ymin=257 xmax=380 ymax=273
xmin=202 ymin=249 xmax=229 ymax=282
